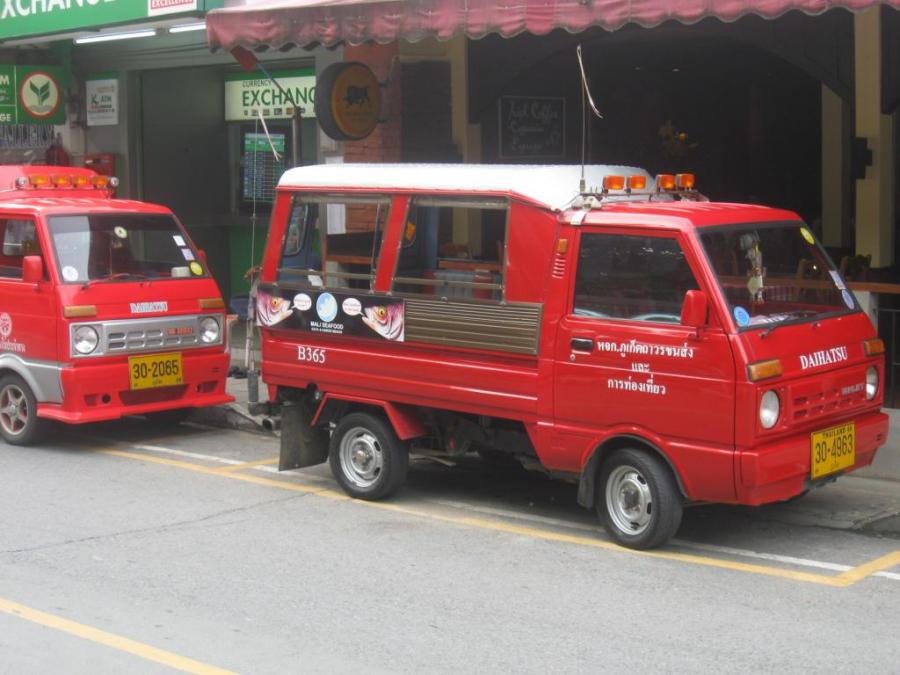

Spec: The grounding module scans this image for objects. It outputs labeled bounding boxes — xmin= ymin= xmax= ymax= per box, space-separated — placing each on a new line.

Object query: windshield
xmin=700 ymin=222 xmax=856 ymax=330
xmin=48 ymin=214 xmax=205 ymax=283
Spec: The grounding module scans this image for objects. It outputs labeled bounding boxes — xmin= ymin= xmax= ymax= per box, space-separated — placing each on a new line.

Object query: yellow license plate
xmin=810 ymin=421 xmax=855 ymax=479
xmin=129 ymin=353 xmax=183 ymax=390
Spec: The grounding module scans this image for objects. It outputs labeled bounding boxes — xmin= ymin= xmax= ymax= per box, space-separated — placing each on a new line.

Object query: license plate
xmin=810 ymin=421 xmax=855 ymax=479
xmin=129 ymin=353 xmax=183 ymax=391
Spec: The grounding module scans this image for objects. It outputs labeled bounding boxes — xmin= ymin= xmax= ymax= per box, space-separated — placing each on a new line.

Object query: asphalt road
xmin=1 ymin=418 xmax=899 ymax=674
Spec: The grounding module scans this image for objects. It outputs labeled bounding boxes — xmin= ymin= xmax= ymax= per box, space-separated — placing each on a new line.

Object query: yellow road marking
xmin=0 ymin=597 xmax=235 ymax=675
xmin=212 ymin=457 xmax=280 ymax=473
xmin=98 ymin=447 xmax=900 ymax=589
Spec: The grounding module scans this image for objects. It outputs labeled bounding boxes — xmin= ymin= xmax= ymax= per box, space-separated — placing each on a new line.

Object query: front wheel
xmin=598 ymin=449 xmax=683 ymax=550
xmin=329 ymin=412 xmax=409 ymax=500
xmin=0 ymin=374 xmax=47 ymax=446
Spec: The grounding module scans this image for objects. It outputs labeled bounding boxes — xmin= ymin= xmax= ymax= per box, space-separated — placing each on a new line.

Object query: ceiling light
xmin=168 ymin=22 xmax=207 ymax=34
xmin=75 ymin=28 xmax=157 ymax=45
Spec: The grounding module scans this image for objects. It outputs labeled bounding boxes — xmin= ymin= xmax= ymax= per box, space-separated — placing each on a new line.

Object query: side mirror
xmin=22 ymin=255 xmax=43 ymax=283
xmin=680 ymin=289 xmax=708 ymax=328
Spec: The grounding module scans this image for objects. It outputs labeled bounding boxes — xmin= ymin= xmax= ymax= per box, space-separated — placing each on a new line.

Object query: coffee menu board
xmin=242 ymin=132 xmax=286 ymax=203
xmin=498 ymin=96 xmax=565 ymax=159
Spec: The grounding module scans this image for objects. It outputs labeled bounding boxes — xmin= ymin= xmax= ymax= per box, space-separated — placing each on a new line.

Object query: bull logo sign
xmin=315 ymin=62 xmax=381 ymax=141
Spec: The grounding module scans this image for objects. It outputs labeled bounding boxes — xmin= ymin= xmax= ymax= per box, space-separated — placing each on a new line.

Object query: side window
xmin=277 ymin=194 xmax=389 ymax=290
xmin=0 ymin=219 xmax=41 ymax=279
xmin=574 ymin=233 xmax=698 ymax=323
xmin=392 ymin=197 xmax=506 ymax=301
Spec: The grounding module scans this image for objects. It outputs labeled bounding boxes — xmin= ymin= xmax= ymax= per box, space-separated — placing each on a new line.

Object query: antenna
xmin=576 ymin=44 xmax=604 ymax=193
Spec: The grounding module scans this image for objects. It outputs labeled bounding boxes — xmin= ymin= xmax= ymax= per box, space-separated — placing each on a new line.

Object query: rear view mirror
xmin=22 ymin=255 xmax=43 ymax=283
xmin=680 ymin=289 xmax=708 ymax=328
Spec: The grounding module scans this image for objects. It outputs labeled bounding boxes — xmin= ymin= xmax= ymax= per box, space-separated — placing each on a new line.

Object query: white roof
xmin=277 ymin=163 xmax=654 ymax=211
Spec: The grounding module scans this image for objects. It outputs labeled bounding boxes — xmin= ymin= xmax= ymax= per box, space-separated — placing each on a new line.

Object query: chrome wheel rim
xmin=0 ymin=384 xmax=29 ymax=436
xmin=339 ymin=427 xmax=383 ymax=488
xmin=606 ymin=465 xmax=653 ymax=536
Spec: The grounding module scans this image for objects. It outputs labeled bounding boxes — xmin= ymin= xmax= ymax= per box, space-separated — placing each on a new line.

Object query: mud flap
xmin=279 ymin=397 xmax=329 ymax=471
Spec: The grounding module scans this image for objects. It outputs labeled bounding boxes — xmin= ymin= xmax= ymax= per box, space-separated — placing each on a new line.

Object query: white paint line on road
xmin=93 ymin=440 xmax=900 ymax=584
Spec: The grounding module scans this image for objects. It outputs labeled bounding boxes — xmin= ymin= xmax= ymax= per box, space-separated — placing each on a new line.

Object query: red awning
xmin=207 ymin=0 xmax=900 ymax=50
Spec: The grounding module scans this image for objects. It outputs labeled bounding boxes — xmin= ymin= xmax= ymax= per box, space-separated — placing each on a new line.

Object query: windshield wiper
xmin=82 ymin=272 xmax=149 ymax=289
xmin=760 ymin=310 xmax=818 ymax=338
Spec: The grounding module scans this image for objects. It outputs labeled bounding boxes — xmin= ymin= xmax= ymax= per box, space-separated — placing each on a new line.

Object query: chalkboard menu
xmin=242 ymin=131 xmax=286 ymax=204
xmin=498 ymin=96 xmax=565 ymax=159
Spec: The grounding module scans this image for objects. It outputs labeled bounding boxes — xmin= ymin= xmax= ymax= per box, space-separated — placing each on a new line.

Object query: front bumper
xmin=735 ymin=410 xmax=888 ymax=505
xmin=37 ymin=350 xmax=233 ymax=424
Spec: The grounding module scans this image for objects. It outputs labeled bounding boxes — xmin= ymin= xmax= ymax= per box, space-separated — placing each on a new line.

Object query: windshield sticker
xmin=113 ymin=226 xmax=127 ymax=239
xmin=257 ymin=288 xmax=406 ymax=341
xmin=173 ymin=235 xmax=186 ymax=247
xmin=842 ymin=289 xmax=855 ymax=309
xmin=130 ymin=302 xmax=167 ymax=314
xmin=180 ymin=248 xmax=195 ymax=261
xmin=596 ymin=339 xmax=695 ymax=359
xmin=800 ymin=346 xmax=848 ymax=370
xmin=61 ymin=265 xmax=79 ymax=282
xmin=189 ymin=262 xmax=203 ymax=276
xmin=800 ymin=227 xmax=815 ymax=244
xmin=733 ymin=306 xmax=750 ymax=327
xmin=829 ymin=270 xmax=847 ymax=290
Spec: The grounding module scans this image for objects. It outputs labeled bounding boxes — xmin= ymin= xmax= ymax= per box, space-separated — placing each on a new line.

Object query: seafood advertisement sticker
xmin=257 ymin=287 xmax=405 ymax=342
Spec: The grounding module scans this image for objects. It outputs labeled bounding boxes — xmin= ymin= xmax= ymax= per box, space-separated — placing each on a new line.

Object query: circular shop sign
xmin=315 ymin=62 xmax=381 ymax=141
xmin=19 ymin=71 xmax=62 ymax=122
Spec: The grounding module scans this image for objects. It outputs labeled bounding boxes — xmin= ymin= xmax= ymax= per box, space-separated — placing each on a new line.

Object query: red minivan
xmin=0 ymin=165 xmax=232 ymax=445
xmin=254 ymin=163 xmax=887 ymax=549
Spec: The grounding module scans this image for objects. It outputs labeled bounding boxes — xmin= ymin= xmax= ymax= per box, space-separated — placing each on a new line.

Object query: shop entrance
xmin=140 ymin=66 xmax=230 ymax=297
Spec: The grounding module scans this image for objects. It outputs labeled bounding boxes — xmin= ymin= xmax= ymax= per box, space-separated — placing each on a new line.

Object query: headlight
xmin=200 ymin=316 xmax=220 ymax=344
xmin=759 ymin=390 xmax=780 ymax=429
xmin=866 ymin=366 xmax=878 ymax=400
xmin=73 ymin=325 xmax=99 ymax=354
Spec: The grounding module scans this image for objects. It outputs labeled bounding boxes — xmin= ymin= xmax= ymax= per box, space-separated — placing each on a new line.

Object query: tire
xmin=329 ymin=412 xmax=409 ymax=500
xmin=598 ymin=448 xmax=683 ymax=550
xmin=147 ymin=409 xmax=192 ymax=426
xmin=0 ymin=374 xmax=47 ymax=446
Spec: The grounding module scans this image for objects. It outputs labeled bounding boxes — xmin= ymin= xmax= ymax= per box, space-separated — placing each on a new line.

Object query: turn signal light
xmin=602 ymin=175 xmax=626 ymax=191
xmin=748 ymin=359 xmax=783 ymax=382
xmin=627 ymin=175 xmax=647 ymax=190
xmin=656 ymin=174 xmax=676 ymax=191
xmin=199 ymin=297 xmax=225 ymax=310
xmin=863 ymin=338 xmax=885 ymax=357
xmin=676 ymin=173 xmax=696 ymax=190
xmin=63 ymin=305 xmax=97 ymax=318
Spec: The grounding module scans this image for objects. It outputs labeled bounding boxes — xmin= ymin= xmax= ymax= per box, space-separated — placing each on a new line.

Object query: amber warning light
xmin=14 ymin=173 xmax=119 ymax=191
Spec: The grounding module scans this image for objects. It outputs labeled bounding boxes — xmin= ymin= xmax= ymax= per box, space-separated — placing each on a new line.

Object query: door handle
xmin=570 ymin=337 xmax=594 ymax=352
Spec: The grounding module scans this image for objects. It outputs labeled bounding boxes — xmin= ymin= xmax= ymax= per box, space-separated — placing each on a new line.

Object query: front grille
xmin=790 ymin=369 xmax=868 ymax=422
xmin=107 ymin=328 xmax=199 ymax=352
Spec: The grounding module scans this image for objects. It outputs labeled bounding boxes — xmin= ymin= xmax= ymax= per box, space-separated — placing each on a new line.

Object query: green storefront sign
xmin=0 ymin=0 xmax=223 ymax=41
xmin=0 ymin=65 xmax=69 ymax=125
xmin=225 ymin=69 xmax=316 ymax=121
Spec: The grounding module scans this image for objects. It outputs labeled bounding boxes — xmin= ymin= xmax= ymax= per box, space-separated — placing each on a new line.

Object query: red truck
xmin=255 ymin=163 xmax=887 ymax=549
xmin=0 ymin=165 xmax=232 ymax=445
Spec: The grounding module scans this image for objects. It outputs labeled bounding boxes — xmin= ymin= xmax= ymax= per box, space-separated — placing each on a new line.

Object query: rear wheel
xmin=329 ymin=412 xmax=409 ymax=500
xmin=598 ymin=448 xmax=683 ymax=550
xmin=0 ymin=374 xmax=46 ymax=446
